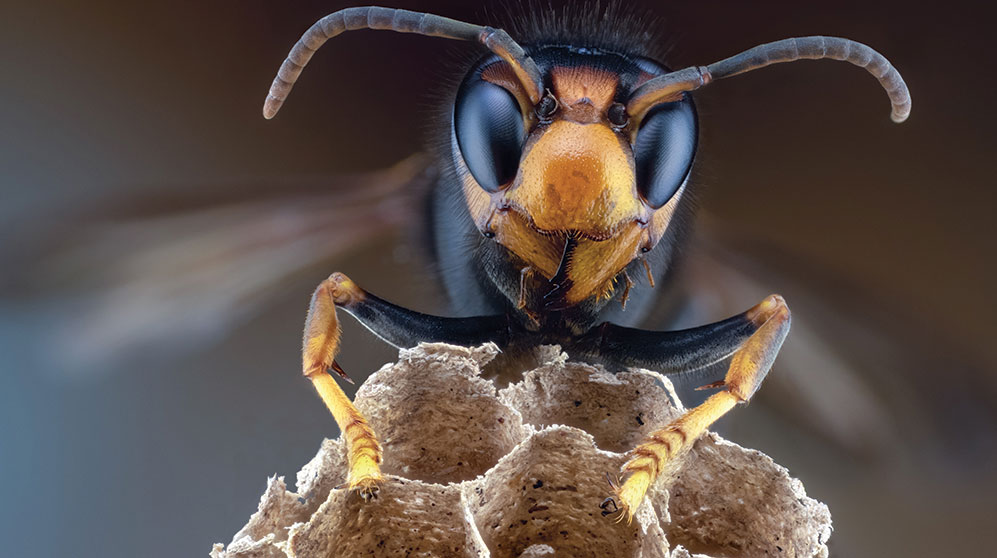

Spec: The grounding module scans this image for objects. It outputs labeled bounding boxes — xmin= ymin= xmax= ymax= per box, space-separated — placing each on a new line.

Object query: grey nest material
xmin=212 ymin=343 xmax=831 ymax=558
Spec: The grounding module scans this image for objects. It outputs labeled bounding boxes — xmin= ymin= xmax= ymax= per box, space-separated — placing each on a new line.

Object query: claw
xmin=358 ymin=483 xmax=380 ymax=501
xmin=330 ymin=360 xmax=354 ymax=384
xmin=335 ymin=477 xmax=382 ymax=501
xmin=600 ymin=472 xmax=628 ymax=521
xmin=599 ymin=496 xmax=619 ymax=517
xmin=350 ymin=475 xmax=382 ymax=501
xmin=694 ymin=380 xmax=725 ymax=391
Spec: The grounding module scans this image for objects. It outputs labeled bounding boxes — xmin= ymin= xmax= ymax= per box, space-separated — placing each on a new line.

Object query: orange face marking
xmin=508 ymin=120 xmax=639 ymax=239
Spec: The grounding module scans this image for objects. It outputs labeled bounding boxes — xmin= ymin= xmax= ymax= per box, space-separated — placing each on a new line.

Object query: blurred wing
xmin=670 ymin=219 xmax=997 ymax=467
xmin=13 ymin=156 xmax=434 ymax=372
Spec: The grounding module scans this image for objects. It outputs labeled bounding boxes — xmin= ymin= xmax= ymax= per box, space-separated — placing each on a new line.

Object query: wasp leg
xmin=303 ymin=273 xmax=381 ymax=499
xmin=302 ymin=272 xmax=508 ymax=499
xmin=576 ymin=291 xmax=789 ymax=376
xmin=579 ymin=310 xmax=761 ymax=375
xmin=609 ymin=295 xmax=791 ymax=520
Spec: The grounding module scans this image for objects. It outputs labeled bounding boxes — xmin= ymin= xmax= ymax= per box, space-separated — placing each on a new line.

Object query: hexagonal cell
xmin=465 ymin=425 xmax=668 ymax=558
xmin=500 ymin=352 xmax=684 ymax=453
xmin=664 ymin=434 xmax=832 ymax=558
xmin=289 ymin=478 xmax=486 ymax=558
xmin=355 ymin=343 xmax=527 ymax=484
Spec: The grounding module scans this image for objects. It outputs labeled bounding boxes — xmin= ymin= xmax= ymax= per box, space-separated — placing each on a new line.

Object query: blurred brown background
xmin=1 ymin=1 xmax=994 ymax=557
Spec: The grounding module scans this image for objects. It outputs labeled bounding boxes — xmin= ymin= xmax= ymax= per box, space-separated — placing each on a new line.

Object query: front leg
xmin=603 ymin=295 xmax=791 ymax=519
xmin=301 ymin=272 xmax=508 ymax=498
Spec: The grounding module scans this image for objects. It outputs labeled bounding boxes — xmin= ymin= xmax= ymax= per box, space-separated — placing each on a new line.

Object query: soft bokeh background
xmin=1 ymin=1 xmax=994 ymax=557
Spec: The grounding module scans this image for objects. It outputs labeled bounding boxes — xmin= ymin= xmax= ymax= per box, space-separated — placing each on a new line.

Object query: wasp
xmin=261 ymin=5 xmax=910 ymax=519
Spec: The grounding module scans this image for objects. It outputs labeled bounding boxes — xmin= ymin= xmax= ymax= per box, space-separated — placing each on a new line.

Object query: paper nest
xmin=212 ymin=343 xmax=831 ymax=558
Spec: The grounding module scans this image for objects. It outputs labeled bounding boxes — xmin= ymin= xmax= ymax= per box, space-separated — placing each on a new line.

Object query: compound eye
xmin=454 ymin=80 xmax=525 ymax=192
xmin=633 ymin=100 xmax=697 ymax=209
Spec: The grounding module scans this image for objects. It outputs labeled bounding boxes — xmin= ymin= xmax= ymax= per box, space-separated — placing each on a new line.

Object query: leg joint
xmin=746 ymin=294 xmax=791 ymax=327
xmin=323 ymin=272 xmax=365 ymax=306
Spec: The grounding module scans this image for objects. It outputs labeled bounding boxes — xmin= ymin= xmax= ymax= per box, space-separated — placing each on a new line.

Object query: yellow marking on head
xmin=561 ymin=224 xmax=644 ymax=304
xmin=480 ymin=61 xmax=536 ymax=122
xmin=460 ymin=167 xmax=493 ymax=230
xmin=550 ymin=65 xmax=618 ymax=122
xmin=509 ymin=120 xmax=639 ymax=238
xmin=490 ymin=209 xmax=564 ymax=278
xmin=646 ymin=184 xmax=685 ymax=246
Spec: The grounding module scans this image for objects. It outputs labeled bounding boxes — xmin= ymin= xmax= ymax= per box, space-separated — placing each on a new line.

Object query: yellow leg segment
xmin=303 ymin=272 xmax=382 ymax=499
xmin=615 ymin=294 xmax=791 ymax=519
